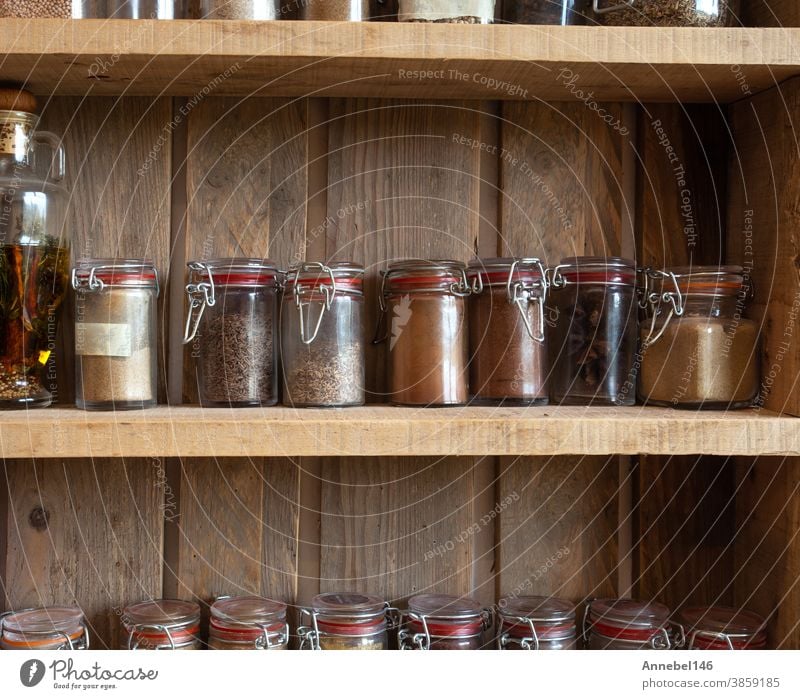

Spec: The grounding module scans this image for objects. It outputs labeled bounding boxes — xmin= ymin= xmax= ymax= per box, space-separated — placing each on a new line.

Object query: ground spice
xmin=200 ymin=0 xmax=280 ymax=18
xmin=399 ymin=0 xmax=495 ymax=22
xmin=504 ymin=0 xmax=588 ymax=24
xmin=595 ymin=0 xmax=738 ymax=27
xmin=300 ymin=0 xmax=369 ymax=20
xmin=0 ymin=0 xmax=71 ymax=16
xmin=317 ymin=634 xmax=387 ymax=650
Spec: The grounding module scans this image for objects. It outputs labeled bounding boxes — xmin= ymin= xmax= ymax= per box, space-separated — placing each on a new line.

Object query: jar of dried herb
xmin=298 ymin=592 xmax=394 ymax=650
xmin=73 ymin=260 xmax=158 ymax=411
xmin=549 ymin=256 xmax=638 ymax=406
xmin=380 ymin=259 xmax=470 ymax=406
xmin=200 ymin=0 xmax=281 ymax=18
xmin=399 ymin=594 xmax=490 ymax=650
xmin=184 ymin=258 xmax=280 ymax=408
xmin=106 ymin=0 xmax=187 ymax=18
xmin=592 ymin=0 xmax=740 ymax=27
xmin=679 ymin=606 xmax=767 ymax=650
xmin=503 ymin=0 xmax=589 ymax=24
xmin=0 ymin=607 xmax=89 ymax=650
xmin=281 ymin=262 xmax=365 ymax=407
xmin=123 ymin=599 xmax=201 ymax=650
xmin=584 ymin=598 xmax=674 ymax=650
xmin=300 ymin=0 xmax=370 ymax=20
xmin=398 ymin=0 xmax=495 ymax=22
xmin=639 ymin=266 xmax=759 ymax=409
xmin=208 ymin=596 xmax=289 ymax=650
xmin=497 ymin=596 xmax=576 ymax=650
xmin=468 ymin=257 xmax=549 ymax=405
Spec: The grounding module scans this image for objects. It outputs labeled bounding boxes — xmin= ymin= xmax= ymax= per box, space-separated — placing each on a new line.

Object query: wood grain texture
xmin=1 ymin=21 xmax=798 ymax=102
xmin=745 ymin=1 xmax=800 ymax=26
xmin=735 ymin=457 xmax=800 ymax=649
xmin=4 ymin=458 xmax=163 ymax=649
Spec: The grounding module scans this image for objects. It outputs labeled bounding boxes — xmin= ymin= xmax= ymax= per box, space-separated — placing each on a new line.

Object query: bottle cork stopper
xmin=0 ymin=88 xmax=38 ymax=114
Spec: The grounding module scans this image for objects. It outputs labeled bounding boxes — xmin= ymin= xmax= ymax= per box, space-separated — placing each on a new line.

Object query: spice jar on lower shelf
xmin=300 ymin=0 xmax=370 ymax=20
xmin=123 ymin=600 xmax=201 ymax=650
xmin=0 ymin=607 xmax=89 ymax=650
xmin=497 ymin=596 xmax=576 ymax=650
xmin=209 ymin=596 xmax=289 ymax=650
xmin=549 ymin=256 xmax=638 ymax=406
xmin=679 ymin=606 xmax=767 ymax=650
xmin=398 ymin=0 xmax=495 ymax=22
xmin=184 ymin=258 xmax=281 ymax=408
xmin=584 ymin=598 xmax=674 ymax=650
xmin=503 ymin=0 xmax=589 ymax=24
xmin=380 ymin=260 xmax=470 ymax=406
xmin=200 ymin=0 xmax=281 ymax=18
xmin=298 ymin=593 xmax=393 ymax=650
xmin=468 ymin=257 xmax=549 ymax=405
xmin=281 ymin=262 xmax=365 ymax=407
xmin=73 ymin=260 xmax=158 ymax=411
xmin=400 ymin=594 xmax=490 ymax=650
xmin=638 ymin=266 xmax=759 ymax=409
xmin=591 ymin=0 xmax=740 ymax=26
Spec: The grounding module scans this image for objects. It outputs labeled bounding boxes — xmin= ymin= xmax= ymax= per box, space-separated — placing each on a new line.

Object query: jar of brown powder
xmin=298 ymin=592 xmax=394 ymax=650
xmin=467 ymin=257 xmax=549 ymax=405
xmin=281 ymin=262 xmax=365 ymax=407
xmin=208 ymin=596 xmax=289 ymax=650
xmin=300 ymin=0 xmax=370 ymax=20
xmin=639 ymin=266 xmax=759 ymax=409
xmin=72 ymin=259 xmax=158 ymax=411
xmin=184 ymin=258 xmax=281 ymax=408
xmin=380 ymin=260 xmax=470 ymax=406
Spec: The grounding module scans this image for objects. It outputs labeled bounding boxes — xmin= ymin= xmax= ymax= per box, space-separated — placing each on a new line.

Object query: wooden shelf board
xmin=0 ymin=20 xmax=798 ymax=102
xmin=0 ymin=406 xmax=796 ymax=458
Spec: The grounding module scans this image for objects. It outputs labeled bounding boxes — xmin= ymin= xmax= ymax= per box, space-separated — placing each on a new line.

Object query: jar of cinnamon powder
xmin=379 ymin=260 xmax=471 ymax=406
xmin=467 ymin=257 xmax=549 ymax=405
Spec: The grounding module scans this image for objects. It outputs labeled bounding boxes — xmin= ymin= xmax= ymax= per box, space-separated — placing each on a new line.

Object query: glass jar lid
xmin=188 ymin=257 xmax=281 ymax=286
xmin=72 ymin=259 xmax=159 ymax=292
xmin=660 ymin=265 xmax=745 ymax=297
xmin=123 ymin=599 xmax=200 ymax=649
xmin=499 ymin=596 xmax=576 ymax=639
xmin=383 ymin=259 xmax=470 ymax=296
xmin=285 ymin=261 xmax=364 ymax=294
xmin=553 ymin=256 xmax=637 ymax=286
xmin=588 ymin=598 xmax=671 ymax=644
xmin=467 ymin=257 xmax=546 ymax=287
xmin=1 ymin=606 xmax=86 ymax=648
xmin=680 ymin=606 xmax=767 ymax=649
xmin=211 ymin=596 xmax=287 ymax=629
xmin=407 ymin=593 xmax=486 ymax=638
xmin=307 ymin=592 xmax=388 ymax=637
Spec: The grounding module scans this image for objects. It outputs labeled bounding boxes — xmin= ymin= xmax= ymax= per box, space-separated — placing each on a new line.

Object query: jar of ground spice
xmin=0 ymin=607 xmax=89 ymax=650
xmin=592 ymin=0 xmax=740 ymax=26
xmin=281 ymin=262 xmax=365 ymax=407
xmin=398 ymin=0 xmax=495 ymax=22
xmin=503 ymin=0 xmax=589 ymax=24
xmin=200 ymin=0 xmax=281 ymax=18
xmin=184 ymin=258 xmax=280 ymax=408
xmin=300 ymin=0 xmax=370 ymax=20
xmin=399 ymin=594 xmax=490 ymax=650
xmin=72 ymin=260 xmax=158 ymax=411
xmin=208 ymin=596 xmax=289 ymax=650
xmin=380 ymin=259 xmax=470 ymax=406
xmin=106 ymin=0 xmax=187 ymax=17
xmin=584 ymin=598 xmax=674 ymax=650
xmin=123 ymin=600 xmax=201 ymax=650
xmin=468 ymin=258 xmax=549 ymax=405
xmin=549 ymin=256 xmax=638 ymax=406
xmin=298 ymin=592 xmax=393 ymax=650
xmin=497 ymin=596 xmax=576 ymax=650
xmin=679 ymin=606 xmax=767 ymax=650
xmin=639 ymin=266 xmax=759 ymax=409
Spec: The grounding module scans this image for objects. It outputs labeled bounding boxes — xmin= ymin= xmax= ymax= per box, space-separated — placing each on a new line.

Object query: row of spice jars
xmin=0 ymin=595 xmax=768 ymax=651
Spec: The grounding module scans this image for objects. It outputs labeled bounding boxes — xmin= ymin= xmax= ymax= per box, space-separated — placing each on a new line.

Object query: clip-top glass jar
xmin=380 ymin=260 xmax=470 ymax=406
xmin=592 ymin=0 xmax=740 ymax=26
xmin=300 ymin=0 xmax=369 ymax=20
xmin=0 ymin=90 xmax=70 ymax=409
xmin=398 ymin=0 xmax=495 ymax=22
xmin=504 ymin=0 xmax=589 ymax=24
xmin=72 ymin=259 xmax=158 ymax=411
xmin=209 ymin=596 xmax=289 ymax=650
xmin=549 ymin=256 xmax=638 ymax=406
xmin=123 ymin=600 xmax=201 ymax=650
xmin=281 ymin=262 xmax=365 ymax=407
xmin=400 ymin=594 xmax=489 ymax=650
xmin=497 ymin=596 xmax=576 ymax=650
xmin=468 ymin=258 xmax=549 ymax=405
xmin=298 ymin=592 xmax=393 ymax=650
xmin=639 ymin=266 xmax=758 ymax=409
xmin=585 ymin=598 xmax=674 ymax=650
xmin=0 ymin=607 xmax=89 ymax=650
xmin=680 ymin=606 xmax=767 ymax=651
xmin=184 ymin=258 xmax=280 ymax=407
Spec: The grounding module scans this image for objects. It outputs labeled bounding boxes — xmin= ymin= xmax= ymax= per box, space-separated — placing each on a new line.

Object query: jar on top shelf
xmin=208 ymin=596 xmax=289 ymax=650
xmin=0 ymin=607 xmax=89 ymax=650
xmin=592 ymin=0 xmax=740 ymax=27
xmin=123 ymin=600 xmax=201 ymax=650
xmin=399 ymin=594 xmax=490 ymax=650
xmin=584 ymin=598 xmax=676 ymax=650
xmin=298 ymin=593 xmax=394 ymax=650
xmin=398 ymin=0 xmax=495 ymax=22
xmin=497 ymin=596 xmax=577 ymax=650
xmin=679 ymin=606 xmax=767 ymax=650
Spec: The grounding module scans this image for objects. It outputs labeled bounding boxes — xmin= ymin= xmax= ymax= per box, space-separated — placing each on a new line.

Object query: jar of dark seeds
xmin=592 ymin=0 xmax=740 ymax=27
xmin=548 ymin=256 xmax=638 ymax=406
xmin=300 ymin=0 xmax=370 ymax=20
xmin=503 ymin=0 xmax=589 ymax=24
xmin=467 ymin=257 xmax=549 ymax=405
xmin=281 ymin=262 xmax=365 ymax=407
xmin=72 ymin=260 xmax=158 ymax=411
xmin=398 ymin=0 xmax=495 ymax=22
xmin=184 ymin=258 xmax=281 ymax=408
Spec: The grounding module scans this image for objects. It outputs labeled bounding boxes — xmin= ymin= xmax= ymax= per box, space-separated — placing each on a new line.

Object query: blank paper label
xmin=75 ymin=322 xmax=132 ymax=357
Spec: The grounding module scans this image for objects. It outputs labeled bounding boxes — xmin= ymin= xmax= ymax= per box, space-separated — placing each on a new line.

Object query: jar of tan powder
xmin=72 ymin=259 xmax=158 ymax=411
xmin=639 ymin=265 xmax=759 ymax=409
xmin=379 ymin=259 xmax=471 ymax=406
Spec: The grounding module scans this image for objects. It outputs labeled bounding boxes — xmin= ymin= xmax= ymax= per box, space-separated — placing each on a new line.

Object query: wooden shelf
xmin=1 ymin=20 xmax=799 ymax=101
xmin=0 ymin=406 xmax=796 ymax=458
